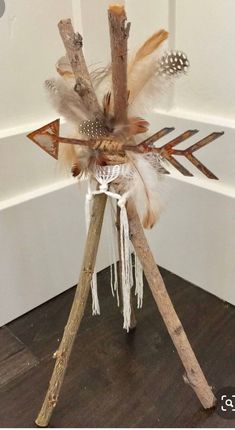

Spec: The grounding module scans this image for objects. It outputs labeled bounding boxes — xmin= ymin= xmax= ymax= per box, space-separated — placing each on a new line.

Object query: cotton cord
xmin=108 ymin=200 xmax=119 ymax=306
xmin=134 ymin=251 xmax=144 ymax=308
xmin=85 ymin=178 xmax=100 ymax=315
xmin=85 ymin=163 xmax=144 ymax=331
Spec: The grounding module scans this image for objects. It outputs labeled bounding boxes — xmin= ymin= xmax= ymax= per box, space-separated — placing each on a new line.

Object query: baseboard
xmin=147 ymin=175 xmax=235 ymax=306
xmin=145 ymin=110 xmax=235 ymax=306
xmin=0 ymin=180 xmax=114 ymax=326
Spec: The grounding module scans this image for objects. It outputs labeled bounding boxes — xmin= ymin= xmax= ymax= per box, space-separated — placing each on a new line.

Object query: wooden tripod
xmin=35 ymin=5 xmax=216 ymax=427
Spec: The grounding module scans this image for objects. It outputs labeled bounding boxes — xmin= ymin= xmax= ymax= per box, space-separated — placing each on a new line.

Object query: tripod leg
xmin=127 ymin=200 xmax=216 ymax=409
xmin=35 ymin=194 xmax=107 ymax=427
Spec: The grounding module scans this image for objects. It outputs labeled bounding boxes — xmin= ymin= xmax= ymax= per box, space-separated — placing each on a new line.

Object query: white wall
xmin=0 ymin=0 xmax=74 ymax=129
xmin=0 ymin=0 xmax=111 ymax=325
xmin=125 ymin=0 xmax=235 ymax=306
xmin=174 ymin=0 xmax=235 ymax=121
xmin=0 ymin=0 xmax=234 ymax=325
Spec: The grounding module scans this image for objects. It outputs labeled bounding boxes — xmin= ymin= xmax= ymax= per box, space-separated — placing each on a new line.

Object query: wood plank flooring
xmin=0 ymin=266 xmax=234 ymax=427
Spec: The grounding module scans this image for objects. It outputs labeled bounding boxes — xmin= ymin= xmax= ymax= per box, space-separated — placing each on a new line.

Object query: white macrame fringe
xmin=85 ymin=164 xmax=144 ymax=330
xmin=134 ymin=251 xmax=144 ymax=308
xmin=91 ymin=271 xmax=100 ymax=315
xmin=118 ymin=200 xmax=130 ymax=330
xmin=109 ymin=200 xmax=119 ymax=306
xmin=85 ymin=179 xmax=100 ymax=315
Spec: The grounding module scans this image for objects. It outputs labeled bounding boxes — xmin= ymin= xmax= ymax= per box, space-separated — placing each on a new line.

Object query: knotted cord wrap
xmin=85 ymin=163 xmax=143 ymax=331
xmin=93 ymin=138 xmax=125 ymax=153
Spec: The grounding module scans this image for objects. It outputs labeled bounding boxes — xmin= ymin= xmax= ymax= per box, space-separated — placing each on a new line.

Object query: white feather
xmin=129 ymin=153 xmax=162 ymax=229
xmin=127 ymin=50 xmax=189 ymax=118
xmin=128 ymin=54 xmax=173 ymax=118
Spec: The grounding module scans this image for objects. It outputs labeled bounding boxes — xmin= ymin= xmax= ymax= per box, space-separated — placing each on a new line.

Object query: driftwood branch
xmin=108 ymin=5 xmax=130 ymax=123
xmin=126 ymin=200 xmax=216 ymax=409
xmin=35 ymin=194 xmax=107 ymax=427
xmin=36 ymin=17 xmax=109 ymax=428
xmin=108 ymin=6 xmax=136 ymax=329
xmin=58 ymin=19 xmax=103 ymax=119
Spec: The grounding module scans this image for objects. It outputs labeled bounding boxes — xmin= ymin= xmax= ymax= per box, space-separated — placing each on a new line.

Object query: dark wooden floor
xmin=0 ymin=266 xmax=235 ymax=428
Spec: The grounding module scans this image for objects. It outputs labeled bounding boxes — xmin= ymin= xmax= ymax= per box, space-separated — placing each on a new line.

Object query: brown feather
xmin=102 ymin=91 xmax=111 ymax=117
xmin=129 ymin=29 xmax=169 ymax=73
xmin=128 ymin=117 xmax=149 ymax=135
xmin=127 ymin=30 xmax=169 ymax=107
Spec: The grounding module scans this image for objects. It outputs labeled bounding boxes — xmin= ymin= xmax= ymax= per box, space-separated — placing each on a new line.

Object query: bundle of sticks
xmin=27 ymin=5 xmax=220 ymax=427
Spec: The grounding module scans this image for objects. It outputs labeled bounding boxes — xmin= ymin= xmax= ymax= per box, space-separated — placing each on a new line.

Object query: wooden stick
xmin=126 ymin=200 xmax=216 ymax=409
xmin=58 ymin=19 xmax=103 ymax=119
xmin=108 ymin=4 xmax=130 ymax=123
xmin=36 ymin=19 xmax=108 ymax=426
xmin=35 ymin=194 xmax=107 ymax=427
xmin=108 ymin=6 xmax=136 ymax=330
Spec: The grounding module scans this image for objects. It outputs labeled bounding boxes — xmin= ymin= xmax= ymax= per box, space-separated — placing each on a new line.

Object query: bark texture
xmin=58 ymin=19 xmax=103 ymax=119
xmin=126 ymin=200 xmax=217 ymax=409
xmin=35 ymin=194 xmax=107 ymax=427
xmin=108 ymin=5 xmax=130 ymax=123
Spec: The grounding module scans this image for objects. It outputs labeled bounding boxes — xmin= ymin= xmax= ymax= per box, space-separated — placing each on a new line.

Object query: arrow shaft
xmin=58 ymin=136 xmax=91 ymax=147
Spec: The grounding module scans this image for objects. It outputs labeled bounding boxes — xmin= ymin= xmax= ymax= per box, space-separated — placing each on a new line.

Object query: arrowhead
xmin=27 ymin=119 xmax=60 ymax=159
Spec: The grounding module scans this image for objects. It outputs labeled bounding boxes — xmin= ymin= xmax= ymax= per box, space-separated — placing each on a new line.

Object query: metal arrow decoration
xmin=27 ymin=118 xmax=224 ymax=179
xmin=27 ymin=119 xmax=60 ymax=160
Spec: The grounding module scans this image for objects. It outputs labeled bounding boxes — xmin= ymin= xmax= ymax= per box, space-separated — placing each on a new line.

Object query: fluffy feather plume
xmin=46 ymin=55 xmax=97 ymax=174
xmin=87 ymin=31 xmax=169 ymax=109
xmin=45 ymin=78 xmax=91 ymax=126
xmin=90 ymin=65 xmax=112 ymax=91
xmin=128 ymin=30 xmax=168 ymax=106
xmin=45 ymin=64 xmax=94 ymax=175
xmin=129 ymin=153 xmax=161 ymax=229
xmin=45 ymin=32 xmax=189 ymax=226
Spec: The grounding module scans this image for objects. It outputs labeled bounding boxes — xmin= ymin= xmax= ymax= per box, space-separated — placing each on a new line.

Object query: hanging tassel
xmin=85 ymin=164 xmax=145 ymax=329
xmin=134 ymin=251 xmax=144 ymax=308
xmin=109 ymin=200 xmax=119 ymax=306
xmin=129 ymin=250 xmax=134 ymax=288
xmin=91 ymin=273 xmax=100 ymax=315
xmin=118 ymin=199 xmax=132 ymax=331
xmin=85 ymin=180 xmax=101 ymax=315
